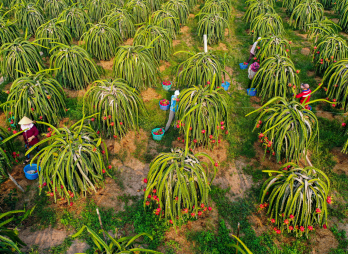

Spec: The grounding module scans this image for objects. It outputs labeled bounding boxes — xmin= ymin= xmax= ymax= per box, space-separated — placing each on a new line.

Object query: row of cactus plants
xmin=243 ymin=1 xmax=338 ymax=241
xmin=197 ymin=0 xmax=231 ymax=45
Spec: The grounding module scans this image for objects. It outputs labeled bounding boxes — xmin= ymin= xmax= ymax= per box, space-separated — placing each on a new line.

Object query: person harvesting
xmin=165 ymin=90 xmax=180 ymax=132
xmin=248 ymin=62 xmax=260 ymax=80
xmin=19 ymin=116 xmax=40 ymax=164
xmin=296 ymin=83 xmax=312 ymax=109
xmin=246 ymin=37 xmax=261 ymax=64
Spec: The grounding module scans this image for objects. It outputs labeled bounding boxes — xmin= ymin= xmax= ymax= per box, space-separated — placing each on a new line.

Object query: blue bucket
xmin=221 ymin=81 xmax=230 ymax=91
xmin=247 ymin=88 xmax=257 ymax=96
xmin=151 ymin=128 xmax=165 ymax=141
xmin=24 ymin=164 xmax=40 ymax=180
xmin=159 ymin=101 xmax=170 ymax=111
xmin=162 ymin=82 xmax=172 ymax=91
xmin=239 ymin=63 xmax=248 ymax=70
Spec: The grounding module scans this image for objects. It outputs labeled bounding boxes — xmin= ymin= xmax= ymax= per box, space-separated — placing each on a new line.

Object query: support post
xmin=236 ymin=222 xmax=240 ymax=254
xmin=203 ymin=34 xmax=208 ymax=53
xmin=7 ymin=171 xmax=24 ymax=192
xmin=96 ymin=208 xmax=108 ymax=243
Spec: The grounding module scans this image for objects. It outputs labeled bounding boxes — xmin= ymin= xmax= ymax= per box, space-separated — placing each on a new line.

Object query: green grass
xmin=45 ymin=197 xmax=170 ymax=253
xmin=329 ymin=225 xmax=348 ymax=254
xmin=209 ymin=185 xmax=275 ymax=253
xmin=186 ymin=219 xmax=236 ymax=253
xmin=242 ymin=163 xmax=268 ymax=182
xmin=227 ymin=91 xmax=258 ymax=159
xmin=31 ymin=190 xmax=58 ymax=230
xmin=65 ymin=97 xmax=83 ymax=121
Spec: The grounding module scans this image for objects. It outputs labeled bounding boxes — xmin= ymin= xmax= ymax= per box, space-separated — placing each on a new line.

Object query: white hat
xmin=18 ymin=116 xmax=33 ymax=125
xmin=174 ymin=90 xmax=180 ymax=96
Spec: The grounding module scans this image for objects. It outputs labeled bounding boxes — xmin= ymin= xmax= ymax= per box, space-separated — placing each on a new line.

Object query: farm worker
xmin=246 ymin=37 xmax=261 ymax=64
xmin=18 ymin=116 xmax=40 ymax=164
xmin=296 ymin=83 xmax=312 ymax=109
xmin=248 ymin=62 xmax=260 ymax=80
xmin=165 ymin=90 xmax=180 ymax=132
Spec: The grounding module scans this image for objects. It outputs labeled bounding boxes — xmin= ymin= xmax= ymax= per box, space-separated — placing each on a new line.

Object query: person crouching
xmin=18 ymin=116 xmax=40 ymax=164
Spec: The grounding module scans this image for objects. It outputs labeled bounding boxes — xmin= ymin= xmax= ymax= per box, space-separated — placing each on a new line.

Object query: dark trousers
xmin=25 ymin=144 xmax=40 ymax=159
xmin=246 ymin=53 xmax=255 ymax=64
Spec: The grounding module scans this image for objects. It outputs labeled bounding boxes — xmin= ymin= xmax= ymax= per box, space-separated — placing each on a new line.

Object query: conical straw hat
xmin=18 ymin=116 xmax=33 ymax=125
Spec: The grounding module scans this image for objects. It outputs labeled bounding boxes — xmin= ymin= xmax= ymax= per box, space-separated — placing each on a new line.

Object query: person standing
xmin=296 ymin=83 xmax=312 ymax=109
xmin=248 ymin=62 xmax=260 ymax=80
xmin=246 ymin=37 xmax=261 ymax=64
xmin=165 ymin=90 xmax=180 ymax=132
xmin=18 ymin=116 xmax=40 ymax=164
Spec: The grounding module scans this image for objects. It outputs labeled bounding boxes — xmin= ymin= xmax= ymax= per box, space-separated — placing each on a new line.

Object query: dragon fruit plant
xmin=260 ymin=163 xmax=330 ymax=238
xmin=28 ymin=118 xmax=108 ymax=204
xmin=176 ymin=80 xmax=228 ymax=148
xmin=255 ymin=36 xmax=292 ymax=63
xmin=251 ymin=55 xmax=300 ymax=102
xmin=312 ymin=34 xmax=348 ymax=74
xmin=144 ymin=148 xmax=217 ymax=227
xmin=83 ymin=79 xmax=146 ymax=138
xmin=322 ymin=59 xmax=348 ymax=112
xmin=247 ymin=97 xmax=319 ymax=164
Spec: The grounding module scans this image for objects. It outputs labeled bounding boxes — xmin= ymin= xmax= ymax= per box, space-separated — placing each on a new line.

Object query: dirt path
xmin=18 ymin=226 xmax=68 ymax=252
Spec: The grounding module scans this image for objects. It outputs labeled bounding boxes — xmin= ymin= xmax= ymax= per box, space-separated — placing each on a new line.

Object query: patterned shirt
xmin=170 ymin=95 xmax=179 ymax=112
xmin=296 ymin=89 xmax=312 ymax=108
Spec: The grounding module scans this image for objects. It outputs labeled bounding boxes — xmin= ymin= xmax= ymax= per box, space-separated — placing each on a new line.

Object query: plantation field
xmin=1 ymin=0 xmax=348 ymax=253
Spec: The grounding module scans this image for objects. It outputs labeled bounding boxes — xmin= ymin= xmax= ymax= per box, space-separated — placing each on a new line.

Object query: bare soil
xmin=294 ymin=32 xmax=308 ymax=40
xmin=314 ymin=76 xmax=323 ymax=84
xmin=180 ymin=26 xmax=194 ymax=47
xmin=307 ymin=71 xmax=315 ymax=77
xmin=92 ymin=177 xmax=124 ymax=210
xmin=0 ymin=164 xmax=33 ymax=197
xmin=63 ymin=84 xmax=92 ymax=98
xmin=301 ymin=48 xmax=311 ymax=56
xmin=310 ymin=228 xmax=339 ymax=253
xmin=3 ymin=82 xmax=12 ymax=91
xmin=124 ymin=38 xmax=134 ymax=46
xmin=173 ymin=40 xmax=181 ymax=47
xmin=214 ymin=160 xmax=253 ymax=200
xmin=0 ymin=112 xmax=9 ymax=128
xmin=66 ymin=239 xmax=90 ymax=254
xmin=331 ymin=147 xmax=348 ymax=175
xmin=98 ymin=58 xmax=114 ymax=71
xmin=217 ymin=43 xmax=228 ymax=51
xmin=105 ymin=129 xmax=148 ymax=155
xmin=18 ymin=226 xmax=67 ymax=252
xmin=141 ymin=88 xmax=162 ymax=102
xmin=315 ymin=105 xmax=335 ymax=121
xmin=159 ymin=61 xmax=171 ymax=72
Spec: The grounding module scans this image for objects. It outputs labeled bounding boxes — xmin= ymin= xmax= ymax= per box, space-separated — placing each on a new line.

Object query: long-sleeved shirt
xmin=250 ymin=37 xmax=261 ymax=55
xmin=170 ymin=95 xmax=179 ymax=112
xmin=296 ymin=89 xmax=312 ymax=107
xmin=21 ymin=125 xmax=39 ymax=146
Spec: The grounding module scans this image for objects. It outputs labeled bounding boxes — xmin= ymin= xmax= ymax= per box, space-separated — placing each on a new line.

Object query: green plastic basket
xmin=162 ymin=81 xmax=172 ymax=91
xmin=152 ymin=128 xmax=165 ymax=141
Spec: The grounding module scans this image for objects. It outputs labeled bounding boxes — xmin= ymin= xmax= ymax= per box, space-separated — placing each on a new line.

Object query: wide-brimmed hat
xmin=18 ymin=116 xmax=33 ymax=125
xmin=301 ymin=83 xmax=310 ymax=89
xmin=174 ymin=90 xmax=180 ymax=96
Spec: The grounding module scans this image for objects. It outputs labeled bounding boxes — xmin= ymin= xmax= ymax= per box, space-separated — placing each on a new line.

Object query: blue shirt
xmin=170 ymin=95 xmax=179 ymax=112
